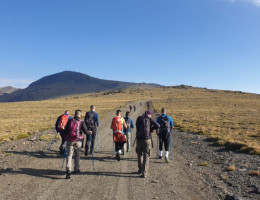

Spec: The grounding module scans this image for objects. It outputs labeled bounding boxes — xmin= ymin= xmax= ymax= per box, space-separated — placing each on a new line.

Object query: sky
xmin=0 ymin=0 xmax=260 ymax=94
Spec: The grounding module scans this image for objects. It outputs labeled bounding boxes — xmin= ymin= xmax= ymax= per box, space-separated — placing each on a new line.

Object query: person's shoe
xmin=126 ymin=149 xmax=130 ymax=153
xmin=137 ymin=169 xmax=142 ymax=174
xmin=116 ymin=153 xmax=120 ymax=161
xmin=158 ymin=156 xmax=162 ymax=159
xmin=121 ymin=151 xmax=125 ymax=155
xmin=165 ymin=157 xmax=170 ymax=163
xmin=66 ymin=171 xmax=71 ymax=179
xmin=85 ymin=151 xmax=88 ymax=156
xmin=73 ymin=170 xmax=80 ymax=174
xmin=141 ymin=173 xmax=147 ymax=178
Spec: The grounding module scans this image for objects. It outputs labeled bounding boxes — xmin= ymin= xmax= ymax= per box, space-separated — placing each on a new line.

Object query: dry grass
xmin=198 ymin=162 xmax=209 ymax=166
xmin=0 ymin=86 xmax=260 ymax=155
xmin=248 ymin=171 xmax=260 ymax=176
xmin=227 ymin=165 xmax=236 ymax=171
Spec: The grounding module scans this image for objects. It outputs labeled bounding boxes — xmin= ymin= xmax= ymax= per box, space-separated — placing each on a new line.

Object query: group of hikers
xmin=54 ymin=104 xmax=173 ymax=179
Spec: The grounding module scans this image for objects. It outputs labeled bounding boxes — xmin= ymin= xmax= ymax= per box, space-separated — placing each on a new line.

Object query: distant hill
xmin=0 ymin=86 xmax=20 ymax=96
xmin=0 ymin=71 xmax=162 ymax=102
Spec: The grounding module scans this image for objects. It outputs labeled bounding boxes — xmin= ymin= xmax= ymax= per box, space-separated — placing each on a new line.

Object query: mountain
xmin=0 ymin=86 xmax=20 ymax=96
xmin=0 ymin=71 xmax=162 ymax=102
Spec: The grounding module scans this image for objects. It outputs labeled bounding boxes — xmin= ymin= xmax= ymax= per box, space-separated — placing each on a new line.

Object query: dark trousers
xmin=159 ymin=132 xmax=170 ymax=151
xmin=115 ymin=142 xmax=124 ymax=152
xmin=85 ymin=128 xmax=96 ymax=152
xmin=59 ymin=130 xmax=66 ymax=154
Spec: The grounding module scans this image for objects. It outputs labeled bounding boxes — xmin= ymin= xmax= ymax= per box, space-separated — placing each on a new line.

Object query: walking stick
xmin=157 ymin=135 xmax=159 ymax=159
xmin=97 ymin=127 xmax=99 ymax=153
xmin=90 ymin=135 xmax=95 ymax=171
xmin=48 ymin=132 xmax=59 ymax=151
xmin=61 ymin=147 xmax=67 ymax=172
xmin=170 ymin=133 xmax=173 ymax=160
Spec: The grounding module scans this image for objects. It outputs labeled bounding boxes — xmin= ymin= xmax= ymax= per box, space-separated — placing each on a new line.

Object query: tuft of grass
xmin=227 ymin=165 xmax=236 ymax=171
xmin=220 ymin=175 xmax=227 ymax=181
xmin=39 ymin=134 xmax=60 ymax=141
xmin=248 ymin=171 xmax=260 ymax=176
xmin=198 ymin=162 xmax=208 ymax=166
xmin=4 ymin=152 xmax=14 ymax=156
xmin=16 ymin=133 xmax=30 ymax=140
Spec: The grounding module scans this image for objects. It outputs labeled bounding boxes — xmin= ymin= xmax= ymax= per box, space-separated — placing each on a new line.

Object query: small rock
xmin=152 ymin=180 xmax=159 ymax=183
xmin=171 ymin=190 xmax=177 ymax=194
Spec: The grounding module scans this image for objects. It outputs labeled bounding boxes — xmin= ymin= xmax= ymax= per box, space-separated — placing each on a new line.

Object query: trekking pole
xmin=97 ymin=127 xmax=99 ymax=153
xmin=129 ymin=131 xmax=132 ymax=153
xmin=61 ymin=147 xmax=67 ymax=172
xmin=157 ymin=135 xmax=159 ymax=159
xmin=90 ymin=135 xmax=95 ymax=171
xmin=170 ymin=133 xmax=173 ymax=160
xmin=132 ymin=137 xmax=136 ymax=147
xmin=48 ymin=132 xmax=59 ymax=152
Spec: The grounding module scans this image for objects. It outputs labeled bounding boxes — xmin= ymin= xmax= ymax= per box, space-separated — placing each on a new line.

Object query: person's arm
xmin=169 ymin=116 xmax=174 ymax=131
xmin=81 ymin=121 xmax=91 ymax=135
xmin=95 ymin=113 xmax=100 ymax=127
xmin=150 ymin=119 xmax=160 ymax=135
xmin=64 ymin=119 xmax=71 ymax=140
xmin=110 ymin=118 xmax=114 ymax=130
xmin=55 ymin=116 xmax=61 ymax=132
xmin=122 ymin=118 xmax=127 ymax=129
xmin=130 ymin=118 xmax=134 ymax=129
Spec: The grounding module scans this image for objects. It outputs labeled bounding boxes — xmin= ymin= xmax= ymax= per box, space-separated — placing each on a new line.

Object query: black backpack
xmin=85 ymin=112 xmax=95 ymax=128
xmin=137 ymin=116 xmax=151 ymax=139
xmin=160 ymin=115 xmax=170 ymax=133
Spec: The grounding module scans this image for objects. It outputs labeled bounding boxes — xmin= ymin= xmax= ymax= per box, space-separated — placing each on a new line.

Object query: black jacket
xmin=136 ymin=115 xmax=160 ymax=139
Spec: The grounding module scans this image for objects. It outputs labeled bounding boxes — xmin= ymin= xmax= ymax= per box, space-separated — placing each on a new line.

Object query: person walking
xmin=129 ymin=105 xmax=132 ymax=112
xmin=111 ymin=110 xmax=127 ymax=161
xmin=157 ymin=108 xmax=174 ymax=163
xmin=55 ymin=110 xmax=72 ymax=155
xmin=133 ymin=105 xmax=136 ymax=112
xmin=64 ymin=109 xmax=91 ymax=179
xmin=136 ymin=110 xmax=160 ymax=178
xmin=84 ymin=105 xmax=100 ymax=156
xmin=123 ymin=111 xmax=134 ymax=154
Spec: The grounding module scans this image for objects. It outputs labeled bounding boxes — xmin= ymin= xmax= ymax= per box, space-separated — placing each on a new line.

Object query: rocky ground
xmin=0 ymin=101 xmax=259 ymax=200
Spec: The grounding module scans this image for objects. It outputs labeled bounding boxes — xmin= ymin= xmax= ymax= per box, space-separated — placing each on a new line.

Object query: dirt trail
xmin=0 ymin=101 xmax=259 ymax=200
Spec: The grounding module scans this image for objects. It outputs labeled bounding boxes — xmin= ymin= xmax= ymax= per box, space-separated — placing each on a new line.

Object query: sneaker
xmin=126 ymin=149 xmax=130 ymax=153
xmin=158 ymin=156 xmax=162 ymax=159
xmin=116 ymin=153 xmax=120 ymax=161
xmin=66 ymin=171 xmax=71 ymax=179
xmin=165 ymin=157 xmax=170 ymax=163
xmin=73 ymin=170 xmax=80 ymax=174
xmin=121 ymin=151 xmax=125 ymax=155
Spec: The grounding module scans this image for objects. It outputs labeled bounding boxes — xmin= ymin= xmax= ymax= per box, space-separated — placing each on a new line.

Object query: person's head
xmin=90 ymin=105 xmax=95 ymax=111
xmin=126 ymin=111 xmax=130 ymax=117
xmin=64 ymin=110 xmax=70 ymax=115
xmin=74 ymin=109 xmax=82 ymax=118
xmin=145 ymin=110 xmax=153 ymax=119
xmin=161 ymin=108 xmax=166 ymax=115
xmin=116 ymin=110 xmax=121 ymax=117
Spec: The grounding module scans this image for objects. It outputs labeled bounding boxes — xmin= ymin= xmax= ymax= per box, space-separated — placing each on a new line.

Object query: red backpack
xmin=68 ymin=119 xmax=84 ymax=141
xmin=112 ymin=117 xmax=126 ymax=143
xmin=58 ymin=114 xmax=70 ymax=130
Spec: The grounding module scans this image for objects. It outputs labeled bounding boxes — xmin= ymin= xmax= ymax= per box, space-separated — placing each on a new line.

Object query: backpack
xmin=58 ymin=114 xmax=70 ymax=130
xmin=137 ymin=116 xmax=151 ymax=139
xmin=112 ymin=117 xmax=126 ymax=143
xmin=124 ymin=117 xmax=131 ymax=132
xmin=160 ymin=115 xmax=170 ymax=133
xmin=68 ymin=118 xmax=83 ymax=141
xmin=85 ymin=112 xmax=95 ymax=128
xmin=112 ymin=117 xmax=123 ymax=134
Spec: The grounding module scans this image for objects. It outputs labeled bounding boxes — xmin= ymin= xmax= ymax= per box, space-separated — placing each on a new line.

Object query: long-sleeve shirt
xmin=123 ymin=117 xmax=134 ymax=132
xmin=136 ymin=115 xmax=160 ymax=139
xmin=84 ymin=111 xmax=100 ymax=127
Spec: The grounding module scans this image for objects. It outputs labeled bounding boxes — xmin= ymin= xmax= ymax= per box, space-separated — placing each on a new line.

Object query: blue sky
xmin=0 ymin=0 xmax=260 ymax=94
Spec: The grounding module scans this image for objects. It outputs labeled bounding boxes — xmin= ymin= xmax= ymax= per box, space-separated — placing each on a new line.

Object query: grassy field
xmin=0 ymin=86 xmax=259 ymax=154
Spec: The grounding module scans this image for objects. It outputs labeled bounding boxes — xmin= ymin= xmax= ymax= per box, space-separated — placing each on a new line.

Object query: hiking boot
xmin=85 ymin=151 xmax=88 ymax=156
xmin=116 ymin=153 xmax=120 ymax=161
xmin=66 ymin=171 xmax=71 ymax=179
xmin=165 ymin=157 xmax=170 ymax=163
xmin=121 ymin=151 xmax=125 ymax=155
xmin=73 ymin=170 xmax=80 ymax=174
xmin=158 ymin=156 xmax=162 ymax=159
xmin=137 ymin=169 xmax=142 ymax=174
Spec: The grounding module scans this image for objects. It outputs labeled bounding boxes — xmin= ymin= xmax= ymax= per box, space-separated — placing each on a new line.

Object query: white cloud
xmin=0 ymin=78 xmax=33 ymax=88
xmin=226 ymin=0 xmax=260 ymax=6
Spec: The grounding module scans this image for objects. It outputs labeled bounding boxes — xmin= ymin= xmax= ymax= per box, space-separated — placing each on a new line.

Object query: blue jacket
xmin=123 ymin=117 xmax=134 ymax=132
xmin=157 ymin=114 xmax=174 ymax=134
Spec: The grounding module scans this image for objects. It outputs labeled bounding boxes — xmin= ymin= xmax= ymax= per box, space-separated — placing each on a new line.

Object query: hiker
xmin=84 ymin=105 xmax=100 ymax=156
xmin=129 ymin=105 xmax=132 ymax=112
xmin=157 ymin=108 xmax=174 ymax=163
xmin=111 ymin=110 xmax=127 ymax=161
xmin=55 ymin=110 xmax=72 ymax=155
xmin=64 ymin=109 xmax=91 ymax=179
xmin=135 ymin=110 xmax=160 ymax=178
xmin=134 ymin=105 xmax=136 ymax=112
xmin=123 ymin=111 xmax=134 ymax=154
